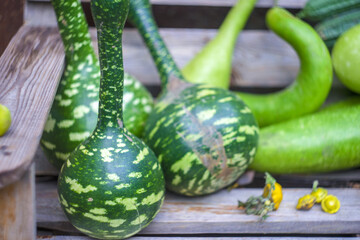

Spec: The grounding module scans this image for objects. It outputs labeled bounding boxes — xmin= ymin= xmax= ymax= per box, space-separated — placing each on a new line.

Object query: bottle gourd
xmin=128 ymin=0 xmax=259 ymax=196
xmin=41 ymin=0 xmax=153 ymax=170
xmin=58 ymin=0 xmax=164 ymax=239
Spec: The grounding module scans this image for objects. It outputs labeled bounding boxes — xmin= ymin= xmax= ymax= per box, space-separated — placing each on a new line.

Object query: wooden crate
xmin=0 ymin=0 xmax=359 ymax=239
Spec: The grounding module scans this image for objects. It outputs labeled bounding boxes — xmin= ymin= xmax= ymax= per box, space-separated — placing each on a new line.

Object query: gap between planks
xmin=36 ymin=180 xmax=360 ymax=235
xmin=0 ymin=25 xmax=64 ymax=188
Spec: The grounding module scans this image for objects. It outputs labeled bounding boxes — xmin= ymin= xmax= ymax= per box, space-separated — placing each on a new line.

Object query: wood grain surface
xmin=0 ymin=165 xmax=35 ymax=240
xmin=36 ymin=180 xmax=360 ymax=235
xmin=0 ymin=26 xmax=64 ymax=188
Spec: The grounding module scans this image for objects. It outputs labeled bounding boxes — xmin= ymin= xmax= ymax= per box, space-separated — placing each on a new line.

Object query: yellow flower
xmin=263 ymin=181 xmax=283 ymax=210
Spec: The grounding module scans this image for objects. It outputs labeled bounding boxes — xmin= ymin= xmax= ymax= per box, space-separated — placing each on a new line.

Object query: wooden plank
xmin=36 ymin=237 xmax=360 ymax=240
xmin=36 ymin=180 xmax=360 ymax=235
xmin=0 ymin=26 xmax=64 ymax=188
xmin=35 ymin=147 xmax=58 ymax=176
xmin=25 ymin=0 xmax=305 ymax=29
xmin=0 ymin=164 xmax=35 ymax=240
xmin=0 ymin=0 xmax=25 ymax=56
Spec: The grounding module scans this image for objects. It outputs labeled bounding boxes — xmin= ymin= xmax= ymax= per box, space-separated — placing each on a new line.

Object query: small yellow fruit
xmin=0 ymin=104 xmax=11 ymax=136
xmin=321 ymin=195 xmax=340 ymax=214
xmin=296 ymin=194 xmax=316 ymax=210
xmin=263 ymin=182 xmax=283 ymax=210
xmin=311 ymin=187 xmax=328 ymax=203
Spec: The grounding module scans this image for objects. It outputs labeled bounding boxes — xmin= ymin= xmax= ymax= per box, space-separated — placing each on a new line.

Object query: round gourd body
xmin=144 ymin=84 xmax=259 ymax=196
xmin=41 ymin=70 xmax=153 ymax=170
xmin=332 ymin=24 xmax=360 ymax=94
xmin=58 ymin=127 xmax=164 ymax=239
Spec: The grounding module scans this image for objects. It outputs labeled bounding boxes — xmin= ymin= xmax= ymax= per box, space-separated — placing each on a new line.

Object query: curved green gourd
xmin=250 ymin=99 xmax=360 ymax=174
xmin=128 ymin=0 xmax=259 ymax=196
xmin=57 ymin=0 xmax=164 ymax=239
xmin=235 ymin=8 xmax=333 ymax=127
xmin=182 ymin=0 xmax=257 ymax=89
xmin=41 ymin=0 xmax=153 ymax=170
xmin=183 ymin=7 xmax=333 ymax=127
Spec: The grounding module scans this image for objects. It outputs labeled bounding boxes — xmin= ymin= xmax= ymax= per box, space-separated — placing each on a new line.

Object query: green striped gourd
xmin=297 ymin=0 xmax=360 ymax=21
xmin=182 ymin=0 xmax=257 ymax=89
xmin=315 ymin=9 xmax=360 ymax=48
xmin=41 ymin=0 xmax=153 ymax=170
xmin=128 ymin=0 xmax=259 ymax=196
xmin=57 ymin=0 xmax=164 ymax=239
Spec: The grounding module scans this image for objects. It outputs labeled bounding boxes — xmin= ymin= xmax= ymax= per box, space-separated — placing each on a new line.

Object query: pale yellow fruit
xmin=0 ymin=104 xmax=11 ymax=136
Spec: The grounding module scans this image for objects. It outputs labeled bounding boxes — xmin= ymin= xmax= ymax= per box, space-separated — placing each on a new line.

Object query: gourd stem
xmin=51 ymin=0 xmax=96 ymax=64
xmin=91 ymin=0 xmax=128 ymax=129
xmin=128 ymin=0 xmax=185 ymax=89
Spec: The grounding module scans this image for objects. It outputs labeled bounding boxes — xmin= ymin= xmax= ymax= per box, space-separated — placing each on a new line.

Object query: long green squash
xmin=182 ymin=0 xmax=257 ymax=89
xmin=41 ymin=0 xmax=154 ymax=170
xmin=128 ymin=0 xmax=259 ymax=196
xmin=250 ymin=98 xmax=360 ymax=174
xmin=58 ymin=0 xmax=164 ymax=239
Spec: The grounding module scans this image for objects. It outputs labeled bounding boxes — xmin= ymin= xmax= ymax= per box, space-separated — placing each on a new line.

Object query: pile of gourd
xmin=41 ymin=0 xmax=360 ymax=239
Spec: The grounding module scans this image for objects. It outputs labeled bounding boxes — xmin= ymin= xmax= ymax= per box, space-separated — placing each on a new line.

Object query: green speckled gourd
xmin=41 ymin=0 xmax=153 ymax=170
xmin=128 ymin=0 xmax=259 ymax=196
xmin=57 ymin=0 xmax=164 ymax=239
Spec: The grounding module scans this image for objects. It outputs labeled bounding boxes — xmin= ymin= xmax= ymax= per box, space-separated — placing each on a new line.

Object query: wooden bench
xmin=0 ymin=0 xmax=358 ymax=239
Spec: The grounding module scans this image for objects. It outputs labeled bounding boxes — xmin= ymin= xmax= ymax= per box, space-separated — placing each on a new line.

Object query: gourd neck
xmin=128 ymin=0 xmax=185 ymax=89
xmin=52 ymin=0 xmax=96 ymax=64
xmin=91 ymin=0 xmax=129 ymax=130
xmin=182 ymin=0 xmax=256 ymax=89
xmin=215 ymin=0 xmax=256 ymax=53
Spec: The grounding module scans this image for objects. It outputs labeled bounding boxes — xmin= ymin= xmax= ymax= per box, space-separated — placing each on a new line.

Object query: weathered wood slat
xmin=0 ymin=165 xmax=35 ymax=240
xmin=36 ymin=181 xmax=360 ymax=235
xmin=36 ymin=237 xmax=360 ymax=240
xmin=0 ymin=26 xmax=64 ymax=188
